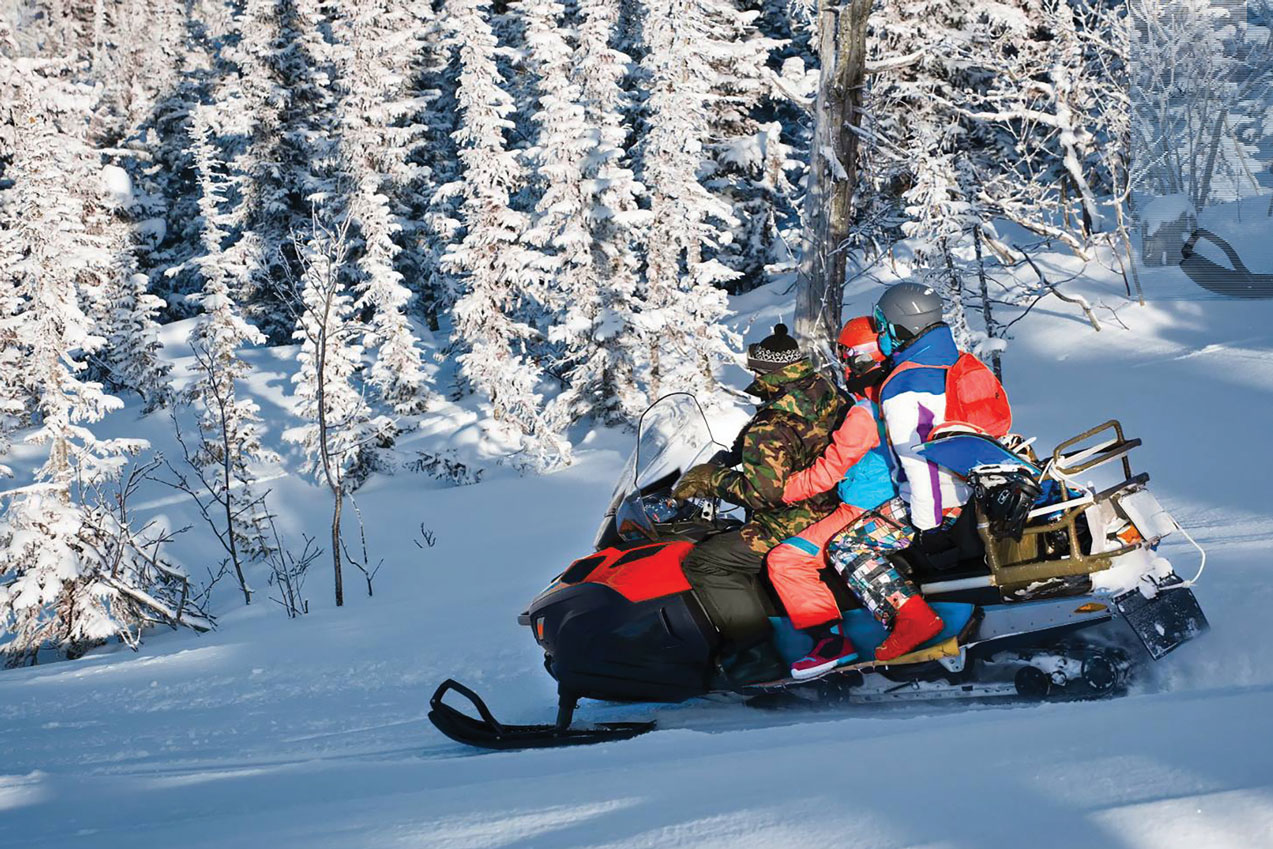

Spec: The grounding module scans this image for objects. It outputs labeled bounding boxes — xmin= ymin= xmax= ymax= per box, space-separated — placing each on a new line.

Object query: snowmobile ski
xmin=428 ymin=679 xmax=656 ymax=750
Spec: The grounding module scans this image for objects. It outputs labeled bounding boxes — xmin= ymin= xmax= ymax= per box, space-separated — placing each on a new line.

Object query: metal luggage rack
xmin=978 ymin=420 xmax=1153 ymax=593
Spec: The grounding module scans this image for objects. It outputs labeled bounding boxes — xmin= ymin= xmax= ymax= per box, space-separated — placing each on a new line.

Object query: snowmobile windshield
xmin=625 ymin=393 xmax=721 ymax=498
xmin=595 ymin=394 xmax=722 ymax=548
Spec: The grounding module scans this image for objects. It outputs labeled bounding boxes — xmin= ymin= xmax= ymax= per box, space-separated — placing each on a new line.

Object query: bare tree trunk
xmin=330 ymin=485 xmax=344 ymax=607
xmin=795 ymin=0 xmax=872 ymax=367
xmin=315 ymin=295 xmax=344 ymax=608
xmin=1194 ymin=110 xmax=1226 ymax=211
xmin=1113 ymin=202 xmax=1146 ymax=306
xmin=216 ymin=397 xmax=251 ymax=605
xmin=973 ymin=226 xmax=1002 ymax=382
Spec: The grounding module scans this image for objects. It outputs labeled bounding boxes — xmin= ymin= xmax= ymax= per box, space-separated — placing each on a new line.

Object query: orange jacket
xmin=781 ymin=402 xmax=880 ymax=505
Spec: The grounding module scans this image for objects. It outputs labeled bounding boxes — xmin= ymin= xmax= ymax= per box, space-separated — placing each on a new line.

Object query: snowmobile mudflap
xmin=1114 ymin=584 xmax=1209 ymax=660
xmin=428 ymin=679 xmax=656 ymax=751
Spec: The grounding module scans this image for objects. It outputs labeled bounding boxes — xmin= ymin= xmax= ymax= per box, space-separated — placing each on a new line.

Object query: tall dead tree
xmin=795 ymin=0 xmax=872 ymax=366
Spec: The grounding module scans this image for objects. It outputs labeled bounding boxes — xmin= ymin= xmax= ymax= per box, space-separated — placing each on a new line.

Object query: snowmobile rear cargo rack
xmin=978 ymin=421 xmax=1167 ymax=591
xmin=428 ymin=679 xmax=656 ymax=750
xmin=1050 ymin=419 xmax=1140 ymax=480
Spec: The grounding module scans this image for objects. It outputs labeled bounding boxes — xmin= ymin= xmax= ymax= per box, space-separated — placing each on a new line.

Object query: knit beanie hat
xmin=746 ymin=323 xmax=804 ymax=373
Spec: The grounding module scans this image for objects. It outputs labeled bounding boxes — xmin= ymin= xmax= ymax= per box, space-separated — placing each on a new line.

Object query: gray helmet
xmin=875 ymin=282 xmax=945 ymax=340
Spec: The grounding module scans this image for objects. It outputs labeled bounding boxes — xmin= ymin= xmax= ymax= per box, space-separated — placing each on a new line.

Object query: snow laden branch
xmin=1009 ymin=247 xmax=1102 ymax=333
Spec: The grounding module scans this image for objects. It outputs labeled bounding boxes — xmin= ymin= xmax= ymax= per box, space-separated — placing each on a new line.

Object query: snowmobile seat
xmin=768 ymin=602 xmax=977 ymax=666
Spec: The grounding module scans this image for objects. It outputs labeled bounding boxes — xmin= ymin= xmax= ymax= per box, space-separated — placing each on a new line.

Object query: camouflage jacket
xmin=707 ymin=360 xmax=846 ymax=553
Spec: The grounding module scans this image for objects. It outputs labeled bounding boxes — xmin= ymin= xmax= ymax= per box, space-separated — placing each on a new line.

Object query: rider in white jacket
xmin=815 ymin=283 xmax=969 ymax=665
xmin=875 ymin=291 xmax=971 ymax=530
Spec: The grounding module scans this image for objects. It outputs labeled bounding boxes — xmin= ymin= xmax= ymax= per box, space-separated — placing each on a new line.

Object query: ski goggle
xmin=873 ymin=305 xmax=898 ymax=357
xmin=839 ymin=341 xmax=880 ymax=376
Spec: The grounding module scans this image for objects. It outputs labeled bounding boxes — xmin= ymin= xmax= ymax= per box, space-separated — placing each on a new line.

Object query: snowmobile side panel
xmin=1115 ymin=585 xmax=1209 ymax=659
xmin=962 ymin=597 xmax=1114 ymax=656
xmin=584 ymin=540 xmax=694 ymax=602
xmin=529 ymin=582 xmax=715 ymax=703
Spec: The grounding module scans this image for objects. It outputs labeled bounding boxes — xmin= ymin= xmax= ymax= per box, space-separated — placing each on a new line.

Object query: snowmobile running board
xmin=428 ymin=679 xmax=656 ymax=750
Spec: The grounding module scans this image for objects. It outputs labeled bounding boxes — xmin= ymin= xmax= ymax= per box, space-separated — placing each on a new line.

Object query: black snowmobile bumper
xmin=1115 ymin=585 xmax=1209 ymax=660
xmin=428 ymin=679 xmax=656 ymax=750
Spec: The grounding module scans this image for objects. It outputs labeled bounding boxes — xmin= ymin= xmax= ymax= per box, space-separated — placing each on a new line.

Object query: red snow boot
xmin=874 ymin=597 xmax=944 ymax=662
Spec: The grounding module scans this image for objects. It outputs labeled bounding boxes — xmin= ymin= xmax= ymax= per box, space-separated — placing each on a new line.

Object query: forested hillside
xmin=2 ymin=0 xmax=1271 ymax=661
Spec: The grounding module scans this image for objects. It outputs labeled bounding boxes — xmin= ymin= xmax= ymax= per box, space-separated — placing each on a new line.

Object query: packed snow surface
xmin=3 ymin=224 xmax=1273 ymax=848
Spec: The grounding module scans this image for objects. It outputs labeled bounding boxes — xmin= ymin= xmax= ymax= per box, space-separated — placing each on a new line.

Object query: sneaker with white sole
xmin=790 ymin=633 xmax=858 ymax=680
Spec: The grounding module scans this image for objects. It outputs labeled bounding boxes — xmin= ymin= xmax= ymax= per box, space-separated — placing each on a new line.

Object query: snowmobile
xmin=1180 ymin=229 xmax=1273 ymax=298
xmin=429 ymin=394 xmax=1209 ymax=750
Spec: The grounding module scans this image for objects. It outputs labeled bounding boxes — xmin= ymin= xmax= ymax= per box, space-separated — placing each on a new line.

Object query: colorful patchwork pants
xmin=826 ymin=497 xmax=922 ymax=629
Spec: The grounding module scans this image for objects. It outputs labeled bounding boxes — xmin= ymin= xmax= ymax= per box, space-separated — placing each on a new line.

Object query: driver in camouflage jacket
xmin=672 ymin=324 xmax=845 ymax=662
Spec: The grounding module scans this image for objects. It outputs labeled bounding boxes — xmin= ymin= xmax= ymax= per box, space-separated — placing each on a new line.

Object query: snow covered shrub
xmin=0 ymin=467 xmax=213 ymax=667
xmin=89 ymin=268 xmax=173 ymax=412
xmin=407 ymin=450 xmax=484 ymax=487
xmin=261 ymin=515 xmax=320 ymax=619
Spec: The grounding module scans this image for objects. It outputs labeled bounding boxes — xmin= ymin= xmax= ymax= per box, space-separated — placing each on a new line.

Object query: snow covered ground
xmin=4 ymin=225 xmax=1273 ymax=848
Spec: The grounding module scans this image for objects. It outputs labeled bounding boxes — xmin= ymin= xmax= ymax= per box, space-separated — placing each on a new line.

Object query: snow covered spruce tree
xmin=286 ymin=210 xmax=393 ymax=607
xmin=699 ymin=0 xmax=794 ymax=293
xmin=88 ymin=260 xmax=172 ymax=412
xmin=402 ymin=5 xmax=463 ymax=333
xmin=215 ymin=0 xmax=334 ymax=343
xmin=75 ymin=85 xmax=173 ymax=409
xmin=638 ymin=0 xmax=741 ymax=399
xmin=522 ymin=0 xmax=646 ymax=429
xmin=0 ymin=62 xmax=32 ymax=476
xmin=0 ymin=274 xmax=23 ymax=479
xmin=442 ymin=0 xmax=570 ymax=471
xmin=331 ymin=0 xmax=433 ymax=416
xmin=538 ymin=0 xmax=650 ymax=425
xmin=0 ymin=62 xmax=204 ymax=664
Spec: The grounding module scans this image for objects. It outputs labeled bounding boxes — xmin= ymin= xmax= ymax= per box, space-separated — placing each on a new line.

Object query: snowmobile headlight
xmin=1074 ymin=602 xmax=1108 ymax=614
xmin=534 ymin=617 xmax=547 ymax=642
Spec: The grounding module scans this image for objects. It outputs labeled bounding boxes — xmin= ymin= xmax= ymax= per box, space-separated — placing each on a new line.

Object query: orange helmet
xmin=837 ymin=315 xmax=885 ymax=377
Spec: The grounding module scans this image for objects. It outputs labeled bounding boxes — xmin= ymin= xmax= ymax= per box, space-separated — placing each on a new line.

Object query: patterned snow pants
xmin=826 ymin=497 xmax=923 ymax=629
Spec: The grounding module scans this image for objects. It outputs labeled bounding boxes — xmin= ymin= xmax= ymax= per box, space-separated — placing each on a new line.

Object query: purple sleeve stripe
xmin=917 ymin=402 xmax=942 ymax=526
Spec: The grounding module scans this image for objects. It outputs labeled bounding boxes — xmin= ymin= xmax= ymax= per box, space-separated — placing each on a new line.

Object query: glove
xmin=672 ymin=463 xmax=720 ymax=501
xmin=707 ymin=447 xmax=740 ymax=467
